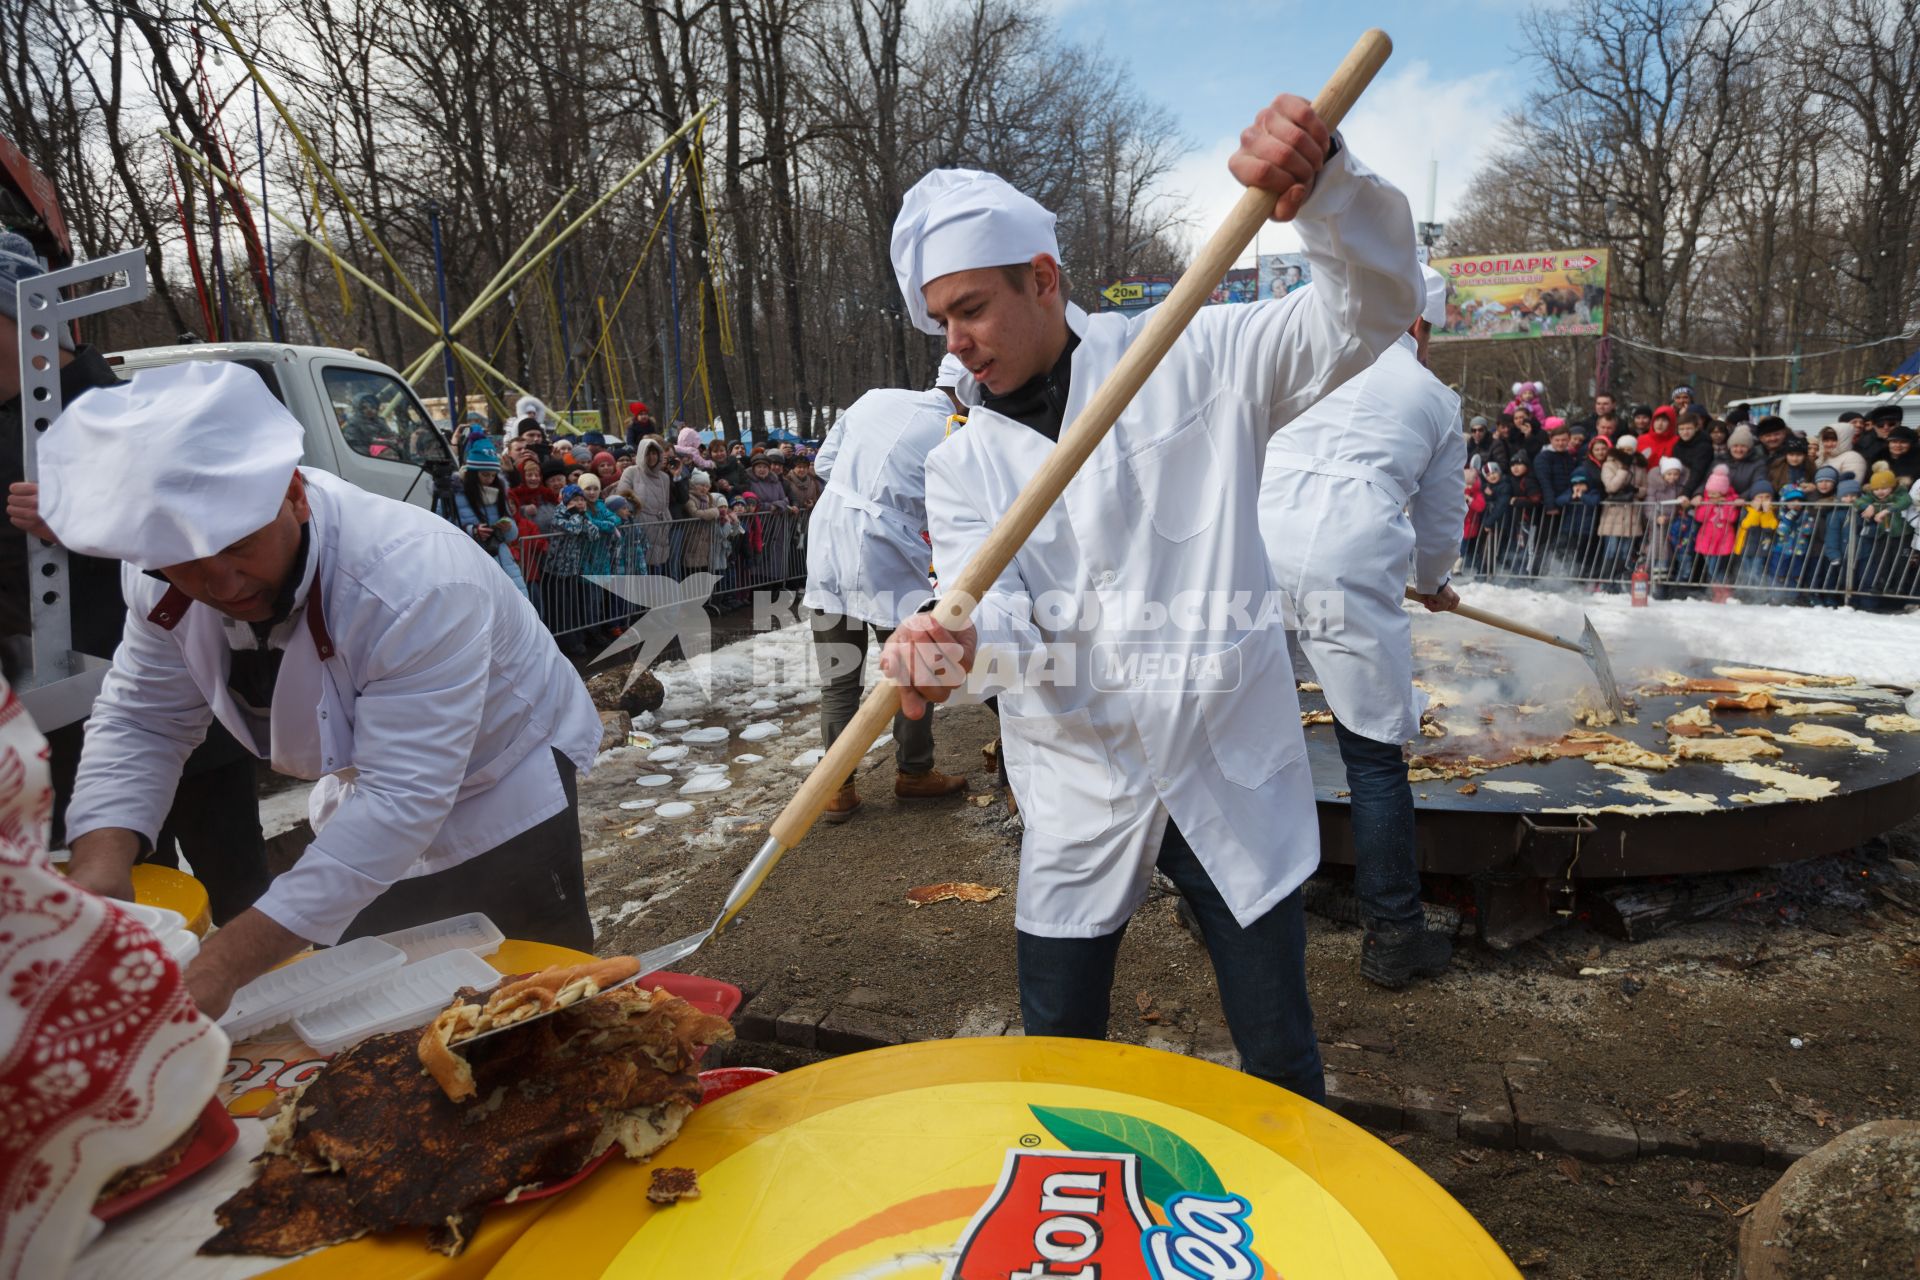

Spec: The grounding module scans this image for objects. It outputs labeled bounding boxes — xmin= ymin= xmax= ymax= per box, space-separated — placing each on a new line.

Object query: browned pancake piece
xmin=208 ymin=986 xmax=731 ymax=1258
xmin=202 ymin=1154 xmax=372 ymax=1256
xmin=647 ymin=1167 xmax=700 ymax=1204
xmin=96 ymin=1117 xmax=198 ymax=1205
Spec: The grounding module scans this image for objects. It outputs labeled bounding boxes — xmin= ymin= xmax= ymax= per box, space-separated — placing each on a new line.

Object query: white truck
xmin=108 ymin=341 xmax=456 ymax=507
xmin=1722 ymin=391 xmax=1916 ymax=437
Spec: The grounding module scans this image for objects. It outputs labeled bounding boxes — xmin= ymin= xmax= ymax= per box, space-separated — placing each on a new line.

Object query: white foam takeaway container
xmin=218 ymin=937 xmax=406 ymax=1041
xmin=367 ymin=912 xmax=504 ymax=965
xmin=292 ymin=949 xmax=503 ymax=1055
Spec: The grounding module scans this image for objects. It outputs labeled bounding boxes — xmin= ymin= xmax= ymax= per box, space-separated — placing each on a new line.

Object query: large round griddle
xmin=1302 ymin=652 xmax=1920 ymax=881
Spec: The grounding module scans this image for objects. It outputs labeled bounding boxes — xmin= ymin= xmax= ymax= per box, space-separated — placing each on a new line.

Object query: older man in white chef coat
xmin=802 ymin=357 xmax=977 ymax=820
xmin=45 ymin=362 xmax=601 ymax=1017
xmin=878 ymin=94 xmax=1421 ymax=1101
xmin=1260 ymin=263 xmax=1465 ymax=989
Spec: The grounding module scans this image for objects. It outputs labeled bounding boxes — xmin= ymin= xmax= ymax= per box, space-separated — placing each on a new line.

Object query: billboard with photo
xmin=1256 ymin=253 xmax=1314 ymax=302
xmin=1429 ymin=249 xmax=1610 ymax=342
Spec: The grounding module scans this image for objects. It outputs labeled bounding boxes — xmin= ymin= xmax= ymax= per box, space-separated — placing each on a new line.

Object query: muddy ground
xmin=582 ymin=692 xmax=1920 ymax=1280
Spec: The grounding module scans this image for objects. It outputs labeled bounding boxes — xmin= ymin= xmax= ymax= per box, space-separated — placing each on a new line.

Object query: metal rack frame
xmin=14 ymin=249 xmax=148 ymax=728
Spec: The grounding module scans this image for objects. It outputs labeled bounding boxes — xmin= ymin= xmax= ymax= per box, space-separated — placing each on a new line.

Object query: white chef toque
xmin=933 ymin=353 xmax=981 ymax=407
xmin=1419 ymin=264 xmax=1448 ymax=328
xmin=891 ymin=168 xmax=1059 ymax=336
xmin=40 ymin=360 xmax=306 ymax=570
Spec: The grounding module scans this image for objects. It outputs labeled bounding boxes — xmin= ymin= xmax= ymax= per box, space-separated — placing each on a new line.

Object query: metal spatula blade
xmin=454 ymin=835 xmax=789 ymax=1047
xmin=1577 ymin=614 xmax=1629 ymax=720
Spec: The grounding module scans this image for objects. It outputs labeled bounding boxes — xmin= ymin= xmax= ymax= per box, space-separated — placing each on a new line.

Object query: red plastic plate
xmin=636 ymin=971 xmax=742 ymax=1021
xmin=94 ymin=1096 xmax=239 ymax=1221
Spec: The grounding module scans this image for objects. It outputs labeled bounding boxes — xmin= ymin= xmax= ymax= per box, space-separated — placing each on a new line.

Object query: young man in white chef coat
xmin=44 ymin=362 xmax=601 ymax=1018
xmin=803 ymin=358 xmax=977 ymax=820
xmin=879 ymin=95 xmax=1422 ymax=1101
xmin=1259 ymin=264 xmax=1466 ymax=988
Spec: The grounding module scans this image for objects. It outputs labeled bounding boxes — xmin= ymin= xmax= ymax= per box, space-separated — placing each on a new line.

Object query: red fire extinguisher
xmin=1630 ymin=561 xmax=1650 ymax=607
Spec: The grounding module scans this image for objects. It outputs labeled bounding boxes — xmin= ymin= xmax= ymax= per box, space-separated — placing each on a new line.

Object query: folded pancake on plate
xmin=203 ymin=982 xmax=731 ymax=1259
xmin=94 ymin=1116 xmax=200 ymax=1206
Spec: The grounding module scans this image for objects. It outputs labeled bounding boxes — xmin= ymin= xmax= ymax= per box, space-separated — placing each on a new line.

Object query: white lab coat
xmin=924 ymin=142 xmax=1420 ymax=938
xmin=65 ymin=469 xmax=602 ymax=944
xmin=1259 ymin=334 xmax=1466 ymax=745
xmin=802 ymin=388 xmax=951 ymax=627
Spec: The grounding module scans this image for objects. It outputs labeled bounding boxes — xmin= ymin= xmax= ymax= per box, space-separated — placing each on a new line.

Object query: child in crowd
xmin=1504 ymin=454 xmax=1543 ymax=573
xmin=1852 ymin=462 xmax=1914 ymax=605
xmin=1693 ymin=467 xmax=1742 ymax=595
xmin=1767 ymin=483 xmax=1817 ymax=602
xmin=1461 ymin=465 xmax=1486 ymax=570
xmin=1596 ymin=438 xmax=1645 ymax=583
xmin=1563 ymin=465 xmax=1602 ymax=573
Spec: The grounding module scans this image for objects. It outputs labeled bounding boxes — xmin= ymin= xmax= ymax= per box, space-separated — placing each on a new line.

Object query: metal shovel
xmin=459 ymin=32 xmax=1401 ymax=1045
xmin=1408 ymin=587 xmax=1628 ymax=719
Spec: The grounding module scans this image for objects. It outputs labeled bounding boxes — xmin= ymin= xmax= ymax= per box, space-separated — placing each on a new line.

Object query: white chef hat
xmin=41 ymin=360 xmax=305 ymax=570
xmin=933 ymin=353 xmax=981 ymax=407
xmin=891 ymin=168 xmax=1059 ymax=336
xmin=1419 ymin=264 xmax=1448 ymax=328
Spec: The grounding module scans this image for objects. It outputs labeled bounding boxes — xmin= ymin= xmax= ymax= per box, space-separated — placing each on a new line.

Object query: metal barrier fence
xmin=505 ymin=509 xmax=809 ymax=644
xmin=1459 ymin=498 xmax=1920 ymax=607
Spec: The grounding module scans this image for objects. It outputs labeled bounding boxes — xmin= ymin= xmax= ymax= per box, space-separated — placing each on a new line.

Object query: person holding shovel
xmin=1259 ymin=263 xmax=1464 ymax=990
xmin=878 ymin=92 xmax=1421 ymax=1101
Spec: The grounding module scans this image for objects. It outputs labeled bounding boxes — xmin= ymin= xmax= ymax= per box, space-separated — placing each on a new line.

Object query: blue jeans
xmin=1015 ymin=820 xmax=1325 ymax=1103
xmin=1332 ymin=718 xmax=1421 ymax=933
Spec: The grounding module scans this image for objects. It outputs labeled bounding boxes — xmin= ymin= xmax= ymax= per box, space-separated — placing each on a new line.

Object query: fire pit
xmin=1297 ymin=617 xmax=1920 ymax=944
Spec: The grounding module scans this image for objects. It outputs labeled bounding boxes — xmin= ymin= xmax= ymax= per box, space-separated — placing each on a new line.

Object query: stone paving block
xmin=775 ymin=1003 xmax=827 ymax=1049
xmin=1402 ymin=1084 xmax=1460 ymax=1139
xmin=1320 ymin=1044 xmax=1388 ymax=1077
xmin=1191 ymin=1024 xmax=1238 ymax=1069
xmin=1457 ymin=1063 xmax=1516 ymax=1150
xmin=1763 ymin=1137 xmax=1820 ymax=1171
xmin=815 ymin=1005 xmax=912 ymax=1054
xmin=1637 ymin=1125 xmax=1702 ymax=1159
xmin=951 ymin=1008 xmax=1009 ymax=1038
xmin=734 ymin=994 xmax=785 ymax=1044
xmin=1513 ymin=1093 xmax=1640 ymax=1162
xmin=1325 ymin=1070 xmax=1404 ymax=1132
xmin=1697 ymin=1131 xmax=1766 ymax=1166
xmin=1142 ymin=1030 xmax=1194 ymax=1057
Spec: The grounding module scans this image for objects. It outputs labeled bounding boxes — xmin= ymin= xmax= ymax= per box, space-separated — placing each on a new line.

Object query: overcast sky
xmin=1049 ymin=0 xmax=1531 ymax=263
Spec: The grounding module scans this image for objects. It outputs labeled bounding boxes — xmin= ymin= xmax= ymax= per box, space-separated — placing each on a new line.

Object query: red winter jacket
xmin=1639 ymin=409 xmax=1679 ymax=465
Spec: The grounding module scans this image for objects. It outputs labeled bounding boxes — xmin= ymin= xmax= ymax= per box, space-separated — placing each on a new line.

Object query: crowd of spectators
xmin=1458 ymin=384 xmax=1920 ymax=608
xmin=437 ymin=396 xmax=820 ymax=654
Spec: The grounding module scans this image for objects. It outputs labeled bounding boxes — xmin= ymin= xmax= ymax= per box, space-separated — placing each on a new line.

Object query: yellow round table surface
xmin=130 ymin=864 xmax=212 ymax=936
xmin=259 ymin=939 xmax=595 ymax=1280
xmin=485 ymin=1038 xmax=1519 ymax=1280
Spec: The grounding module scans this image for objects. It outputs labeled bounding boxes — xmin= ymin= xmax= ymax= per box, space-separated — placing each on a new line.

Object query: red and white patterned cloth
xmin=0 ymin=679 xmax=228 ymax=1278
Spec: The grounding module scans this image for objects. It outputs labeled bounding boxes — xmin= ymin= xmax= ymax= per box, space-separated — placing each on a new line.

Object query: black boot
xmin=1360 ymin=924 xmax=1453 ymax=989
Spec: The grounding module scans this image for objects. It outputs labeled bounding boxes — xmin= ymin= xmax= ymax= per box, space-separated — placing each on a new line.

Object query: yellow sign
xmin=1430 ymin=248 xmax=1610 ymax=342
xmin=489 ymin=1039 xmax=1519 ymax=1280
xmin=1103 ymin=281 xmax=1146 ymax=305
xmin=607 ymin=1082 xmax=1392 ymax=1278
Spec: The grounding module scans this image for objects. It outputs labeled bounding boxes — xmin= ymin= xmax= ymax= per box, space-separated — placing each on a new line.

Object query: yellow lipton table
xmin=485 ymin=1037 xmax=1520 ymax=1280
xmin=71 ymin=940 xmax=591 ymax=1280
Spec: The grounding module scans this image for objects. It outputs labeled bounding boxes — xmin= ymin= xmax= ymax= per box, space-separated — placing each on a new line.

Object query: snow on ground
xmin=257 ymin=780 xmax=315 ymax=839
xmin=1451 ymin=583 xmax=1920 ymax=689
xmin=651 ymin=620 xmax=824 ymax=722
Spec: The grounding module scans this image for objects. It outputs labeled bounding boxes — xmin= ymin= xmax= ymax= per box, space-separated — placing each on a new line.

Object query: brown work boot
xmin=895 ymin=769 xmax=967 ymax=799
xmin=822 ymin=785 xmax=861 ymax=823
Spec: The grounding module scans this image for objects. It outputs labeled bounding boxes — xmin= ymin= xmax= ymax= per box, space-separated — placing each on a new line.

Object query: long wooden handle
xmin=1404 ymin=586 xmax=1581 ymax=654
xmin=768 ymin=31 xmax=1396 ymax=850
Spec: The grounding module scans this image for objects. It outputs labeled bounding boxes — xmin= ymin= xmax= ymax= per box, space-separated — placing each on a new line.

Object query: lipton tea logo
xmin=950 ymin=1150 xmax=1153 ymax=1278
xmin=945 ymin=1107 xmax=1262 ymax=1280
